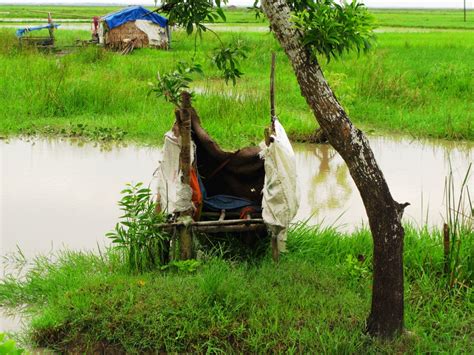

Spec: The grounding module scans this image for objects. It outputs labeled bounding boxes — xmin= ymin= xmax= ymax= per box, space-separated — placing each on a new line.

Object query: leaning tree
xmin=154 ymin=0 xmax=409 ymax=339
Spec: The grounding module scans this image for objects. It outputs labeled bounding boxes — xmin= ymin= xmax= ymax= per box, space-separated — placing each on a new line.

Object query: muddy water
xmin=0 ymin=136 xmax=472 ymax=332
xmin=293 ymin=138 xmax=472 ymax=228
xmin=1 ymin=139 xmax=159 ymax=261
xmin=1 ymin=136 xmax=472 ymax=258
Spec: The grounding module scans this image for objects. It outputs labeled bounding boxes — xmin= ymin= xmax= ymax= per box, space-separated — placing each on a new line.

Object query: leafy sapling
xmin=151 ymin=0 xmax=248 ymax=95
xmin=212 ymin=40 xmax=248 ymax=85
xmin=150 ymin=61 xmax=203 ymax=107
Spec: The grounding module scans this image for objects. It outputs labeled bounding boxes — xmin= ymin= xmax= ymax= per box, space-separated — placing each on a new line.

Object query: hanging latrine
xmin=154 ymin=56 xmax=299 ymax=260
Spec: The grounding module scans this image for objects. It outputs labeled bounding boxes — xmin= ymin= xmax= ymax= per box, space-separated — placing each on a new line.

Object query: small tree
xmin=155 ymin=0 xmax=408 ymax=339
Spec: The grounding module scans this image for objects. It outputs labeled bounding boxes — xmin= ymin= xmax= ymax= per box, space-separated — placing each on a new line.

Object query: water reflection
xmin=294 ymin=144 xmax=353 ymax=226
xmin=1 ymin=138 xmax=160 ymax=263
xmin=294 ymin=136 xmax=473 ymax=229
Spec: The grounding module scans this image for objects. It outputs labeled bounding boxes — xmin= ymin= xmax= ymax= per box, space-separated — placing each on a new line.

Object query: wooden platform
xmin=156 ymin=209 xmax=266 ymax=234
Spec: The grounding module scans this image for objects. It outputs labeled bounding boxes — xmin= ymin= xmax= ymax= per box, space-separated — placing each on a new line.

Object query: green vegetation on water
xmin=0 ymin=28 xmax=472 ymax=147
xmin=1 ymin=225 xmax=472 ymax=352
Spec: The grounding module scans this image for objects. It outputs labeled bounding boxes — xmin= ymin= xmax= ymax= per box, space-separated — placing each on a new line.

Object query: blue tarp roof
xmin=102 ymin=6 xmax=168 ymax=30
xmin=16 ymin=24 xmax=60 ymax=38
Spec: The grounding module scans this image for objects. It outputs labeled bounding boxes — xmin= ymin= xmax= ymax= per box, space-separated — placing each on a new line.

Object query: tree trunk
xmin=261 ymin=0 xmax=408 ymax=338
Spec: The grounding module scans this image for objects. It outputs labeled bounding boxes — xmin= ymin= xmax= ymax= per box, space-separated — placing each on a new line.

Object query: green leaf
xmin=186 ymin=22 xmax=193 ymax=35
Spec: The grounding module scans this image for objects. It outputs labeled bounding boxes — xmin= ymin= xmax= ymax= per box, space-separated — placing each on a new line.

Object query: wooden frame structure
xmin=18 ymin=13 xmax=56 ymax=49
xmin=156 ymin=53 xmax=282 ymax=261
xmin=158 ymin=210 xmax=266 ymax=234
xmin=155 ymin=92 xmax=268 ymax=260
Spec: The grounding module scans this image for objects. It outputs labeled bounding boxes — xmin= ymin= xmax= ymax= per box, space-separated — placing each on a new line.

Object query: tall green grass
xmin=0 ymin=225 xmax=472 ymax=352
xmin=444 ymin=164 xmax=473 ymax=288
xmin=372 ymin=9 xmax=474 ymax=29
xmin=0 ymin=28 xmax=472 ymax=147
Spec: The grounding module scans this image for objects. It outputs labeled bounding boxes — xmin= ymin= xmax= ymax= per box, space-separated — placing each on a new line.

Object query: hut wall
xmin=104 ymin=21 xmax=149 ymax=49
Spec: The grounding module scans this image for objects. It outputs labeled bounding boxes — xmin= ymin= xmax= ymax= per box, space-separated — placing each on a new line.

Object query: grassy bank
xmin=0 ymin=225 xmax=472 ymax=352
xmin=0 ymin=28 xmax=472 ymax=146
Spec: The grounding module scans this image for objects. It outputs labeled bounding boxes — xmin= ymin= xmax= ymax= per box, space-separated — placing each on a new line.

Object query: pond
xmin=1 ymin=135 xmax=472 ymax=331
xmin=2 ymin=136 xmax=472 ymax=257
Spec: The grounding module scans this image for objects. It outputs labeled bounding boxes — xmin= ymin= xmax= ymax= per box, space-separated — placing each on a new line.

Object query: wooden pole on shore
xmin=269 ymin=52 xmax=280 ymax=262
xmin=47 ymin=12 xmax=55 ymax=45
xmin=464 ymin=0 xmax=467 ymax=22
xmin=270 ymin=52 xmax=276 ymax=121
xmin=177 ymin=91 xmax=193 ymax=260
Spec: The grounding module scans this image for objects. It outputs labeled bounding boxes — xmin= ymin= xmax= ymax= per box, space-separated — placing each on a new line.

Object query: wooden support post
xmin=271 ymin=237 xmax=279 ymax=262
xmin=270 ymin=52 xmax=276 ymax=120
xmin=269 ymin=52 xmax=279 ymax=262
xmin=218 ymin=209 xmax=225 ymax=222
xmin=177 ymin=91 xmax=194 ymax=260
xmin=47 ymin=12 xmax=55 ymax=45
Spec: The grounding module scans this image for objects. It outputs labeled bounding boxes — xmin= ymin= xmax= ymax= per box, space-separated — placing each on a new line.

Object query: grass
xmin=0 ymin=6 xmax=473 ymax=29
xmin=372 ymin=9 xmax=474 ymax=29
xmin=0 ymin=28 xmax=472 ymax=147
xmin=0 ymin=5 xmax=123 ymax=20
xmin=0 ymin=225 xmax=472 ymax=352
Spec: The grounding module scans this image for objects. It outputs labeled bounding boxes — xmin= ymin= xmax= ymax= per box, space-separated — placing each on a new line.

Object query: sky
xmin=0 ymin=0 xmax=471 ymax=9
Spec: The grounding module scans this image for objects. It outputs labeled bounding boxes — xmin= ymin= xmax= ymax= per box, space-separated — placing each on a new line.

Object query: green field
xmin=0 ymin=28 xmax=472 ymax=146
xmin=0 ymin=5 xmax=122 ymax=20
xmin=1 ymin=225 xmax=472 ymax=353
xmin=0 ymin=6 xmax=473 ymax=29
xmin=372 ymin=9 xmax=474 ymax=29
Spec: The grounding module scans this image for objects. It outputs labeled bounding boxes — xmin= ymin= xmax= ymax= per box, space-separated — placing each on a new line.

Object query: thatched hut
xmin=98 ymin=6 xmax=170 ymax=50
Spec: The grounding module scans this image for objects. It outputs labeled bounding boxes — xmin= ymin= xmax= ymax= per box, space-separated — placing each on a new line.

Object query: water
xmin=0 ymin=136 xmax=472 ymax=331
xmin=1 ymin=136 xmax=471 ymax=256
xmin=1 ymin=138 xmax=159 ymax=261
xmin=1 ymin=21 xmax=468 ymax=33
xmin=0 ymin=310 xmax=23 ymax=334
xmin=293 ymin=138 xmax=472 ymax=228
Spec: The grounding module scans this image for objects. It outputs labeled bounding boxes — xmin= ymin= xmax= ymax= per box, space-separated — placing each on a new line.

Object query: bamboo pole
xmin=177 ymin=92 xmax=193 ymax=260
xmin=270 ymin=52 xmax=276 ymax=120
xmin=157 ymin=218 xmax=264 ymax=229
xmin=269 ymin=52 xmax=279 ymax=262
xmin=47 ymin=12 xmax=55 ymax=45
xmin=159 ymin=223 xmax=266 ymax=234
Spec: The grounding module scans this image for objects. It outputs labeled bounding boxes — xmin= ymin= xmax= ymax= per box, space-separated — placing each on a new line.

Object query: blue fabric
xmin=103 ymin=6 xmax=168 ymax=30
xmin=197 ymin=173 xmax=258 ymax=212
xmin=16 ymin=24 xmax=60 ymax=38
xmin=204 ymin=194 xmax=257 ymax=212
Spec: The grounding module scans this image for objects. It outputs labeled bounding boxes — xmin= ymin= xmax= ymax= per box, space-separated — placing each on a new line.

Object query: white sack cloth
xmin=260 ymin=119 xmax=299 ymax=252
xmin=154 ymin=130 xmax=193 ymax=214
xmin=135 ymin=20 xmax=168 ymax=47
xmin=98 ymin=22 xmax=105 ymax=44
